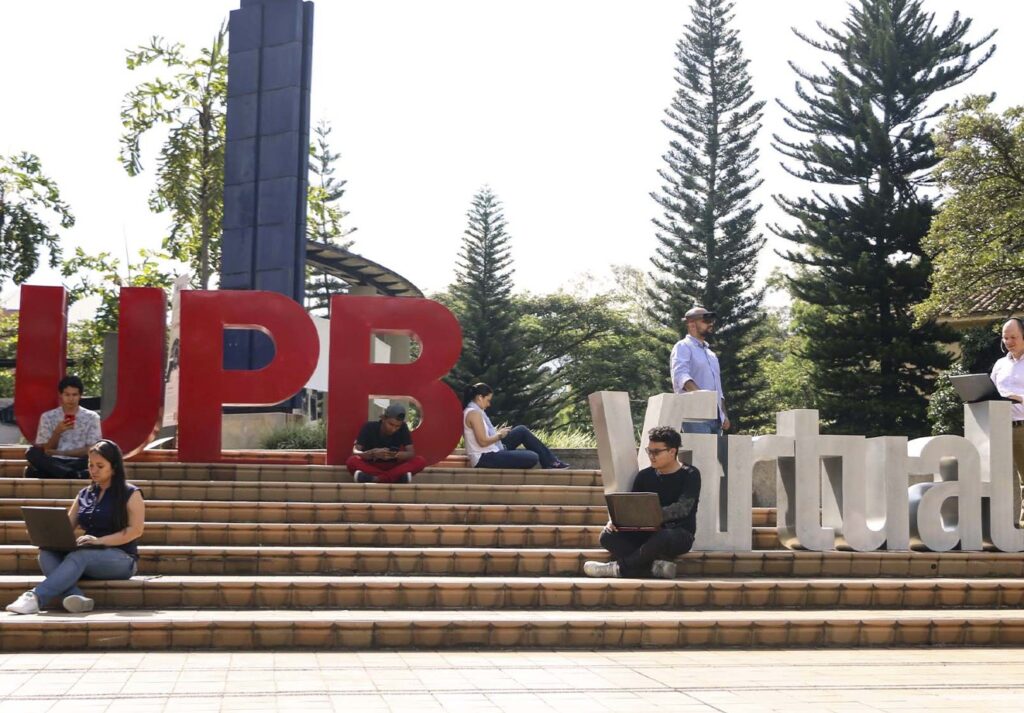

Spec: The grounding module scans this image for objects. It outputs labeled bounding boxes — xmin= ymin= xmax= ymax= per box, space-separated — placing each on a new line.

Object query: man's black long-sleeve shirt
xmin=631 ymin=464 xmax=701 ymax=534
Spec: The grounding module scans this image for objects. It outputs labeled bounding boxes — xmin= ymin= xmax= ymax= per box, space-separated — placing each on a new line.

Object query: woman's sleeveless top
xmin=76 ymin=483 xmax=143 ymax=559
xmin=463 ymin=403 xmax=502 ymax=467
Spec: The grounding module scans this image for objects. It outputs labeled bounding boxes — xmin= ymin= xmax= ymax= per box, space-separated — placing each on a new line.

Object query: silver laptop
xmin=605 ymin=493 xmax=663 ymax=532
xmin=950 ymin=374 xmax=1012 ymax=403
xmin=21 ymin=507 xmax=80 ymax=551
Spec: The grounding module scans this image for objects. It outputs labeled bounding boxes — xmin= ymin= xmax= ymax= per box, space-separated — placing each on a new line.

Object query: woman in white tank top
xmin=462 ymin=383 xmax=570 ymax=470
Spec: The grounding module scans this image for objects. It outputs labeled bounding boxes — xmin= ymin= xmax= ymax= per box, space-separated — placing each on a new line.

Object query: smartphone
xmin=64 ymin=413 xmax=76 ymax=425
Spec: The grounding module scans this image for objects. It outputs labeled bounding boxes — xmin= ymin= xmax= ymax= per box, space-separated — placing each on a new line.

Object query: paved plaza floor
xmin=0 ymin=647 xmax=1021 ymax=712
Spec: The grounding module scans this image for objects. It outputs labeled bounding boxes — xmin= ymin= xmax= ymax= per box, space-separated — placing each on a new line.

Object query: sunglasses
xmin=645 ymin=447 xmax=671 ymax=456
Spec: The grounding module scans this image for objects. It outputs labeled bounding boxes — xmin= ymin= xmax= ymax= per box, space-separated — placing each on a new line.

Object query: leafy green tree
xmin=0 ymin=311 xmax=17 ymax=397
xmin=119 ymin=25 xmax=227 ymax=289
xmin=773 ymin=0 xmax=994 ymax=436
xmin=928 ymin=323 xmax=1004 ymax=435
xmin=649 ymin=0 xmax=767 ymax=431
xmin=743 ymin=302 xmax=819 ymax=433
xmin=0 ymin=152 xmax=74 ymax=288
xmin=517 ymin=288 xmax=666 ymax=429
xmin=917 ymin=96 xmax=1024 ymax=322
xmin=306 ymin=120 xmax=356 ymax=316
xmin=60 ymin=248 xmax=174 ymax=394
xmin=444 ymin=188 xmax=553 ymax=427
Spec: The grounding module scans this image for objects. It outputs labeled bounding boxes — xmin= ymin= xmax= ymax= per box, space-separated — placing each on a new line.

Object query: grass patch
xmin=530 ymin=428 xmax=596 ymax=449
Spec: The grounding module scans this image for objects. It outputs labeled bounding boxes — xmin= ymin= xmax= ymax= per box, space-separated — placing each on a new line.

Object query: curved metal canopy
xmin=305 ymin=241 xmax=423 ymax=298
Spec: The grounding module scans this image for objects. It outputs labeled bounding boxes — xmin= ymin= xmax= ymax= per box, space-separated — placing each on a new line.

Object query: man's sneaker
xmin=62 ymin=595 xmax=94 ymax=613
xmin=397 ymin=472 xmax=413 ymax=484
xmin=651 ymin=559 xmax=677 ymax=579
xmin=550 ymin=460 xmax=571 ymax=470
xmin=583 ymin=560 xmax=620 ymax=578
xmin=6 ymin=591 xmax=39 ymax=615
xmin=354 ymin=471 xmax=378 ymax=484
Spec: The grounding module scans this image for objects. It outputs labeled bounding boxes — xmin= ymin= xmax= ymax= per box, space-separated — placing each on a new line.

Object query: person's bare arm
xmin=466 ymin=410 xmax=509 ymax=446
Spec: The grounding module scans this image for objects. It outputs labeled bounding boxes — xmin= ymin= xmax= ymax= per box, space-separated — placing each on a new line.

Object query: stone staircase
xmin=1 ymin=459 xmax=1024 ymax=650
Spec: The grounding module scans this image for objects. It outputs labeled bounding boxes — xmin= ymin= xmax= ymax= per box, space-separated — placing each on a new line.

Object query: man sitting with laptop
xmin=583 ymin=426 xmax=700 ymax=579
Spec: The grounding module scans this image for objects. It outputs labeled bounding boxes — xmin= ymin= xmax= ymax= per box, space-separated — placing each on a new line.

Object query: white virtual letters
xmin=589 ymin=390 xmax=1020 ymax=553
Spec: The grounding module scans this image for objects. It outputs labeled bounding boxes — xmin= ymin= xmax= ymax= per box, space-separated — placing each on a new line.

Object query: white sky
xmin=1 ymin=0 xmax=1019 ymax=316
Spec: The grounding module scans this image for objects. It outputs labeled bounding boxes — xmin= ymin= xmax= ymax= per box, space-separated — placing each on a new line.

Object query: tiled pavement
xmin=1 ymin=648 xmax=1023 ymax=712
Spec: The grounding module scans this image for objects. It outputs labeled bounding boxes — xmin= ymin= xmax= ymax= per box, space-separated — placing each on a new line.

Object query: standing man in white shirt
xmin=25 ymin=375 xmax=102 ymax=479
xmin=670 ymin=305 xmax=730 ymax=435
xmin=991 ymin=318 xmax=1024 ymax=526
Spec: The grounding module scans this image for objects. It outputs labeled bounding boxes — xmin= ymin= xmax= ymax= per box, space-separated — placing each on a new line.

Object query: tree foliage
xmin=649 ymin=0 xmax=767 ymax=431
xmin=0 ymin=152 xmax=74 ymax=288
xmin=306 ymin=120 xmax=356 ymax=316
xmin=119 ymin=25 xmax=227 ymax=289
xmin=917 ymin=96 xmax=1024 ymax=322
xmin=773 ymin=0 xmax=994 ymax=437
xmin=444 ymin=188 xmax=554 ymax=428
xmin=927 ymin=323 xmax=1004 ymax=435
xmin=0 ymin=311 xmax=17 ymax=398
xmin=525 ymin=269 xmax=671 ymax=429
xmin=59 ymin=248 xmax=174 ymax=394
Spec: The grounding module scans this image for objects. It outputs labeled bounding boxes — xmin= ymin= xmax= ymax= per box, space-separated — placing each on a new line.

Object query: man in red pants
xmin=345 ymin=404 xmax=427 ymax=484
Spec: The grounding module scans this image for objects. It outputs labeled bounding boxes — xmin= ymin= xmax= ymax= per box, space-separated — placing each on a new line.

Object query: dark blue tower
xmin=220 ymin=0 xmax=314 ymax=370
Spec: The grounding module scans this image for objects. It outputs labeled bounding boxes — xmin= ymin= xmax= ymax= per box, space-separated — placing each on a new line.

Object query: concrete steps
xmin=1 ymin=460 xmax=1021 ymax=651
xmin=4 ymin=609 xmax=1024 ymax=650
xmin=0 ymin=498 xmax=615 ymax=525
xmin=0 ymin=461 xmax=601 ymax=486
xmin=3 ymin=544 xmax=1023 ymax=577
xmin=3 ymin=575 xmax=1023 ymax=610
xmin=0 ymin=478 xmax=605 ymax=506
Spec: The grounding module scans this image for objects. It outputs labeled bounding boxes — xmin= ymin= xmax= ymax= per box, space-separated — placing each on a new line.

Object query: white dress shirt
xmin=670 ymin=334 xmax=725 ymax=419
xmin=991 ymin=352 xmax=1024 ymax=422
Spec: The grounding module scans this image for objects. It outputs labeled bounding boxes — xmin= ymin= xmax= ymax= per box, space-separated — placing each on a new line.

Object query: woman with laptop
xmin=6 ymin=439 xmax=144 ymax=614
xmin=462 ymin=382 xmax=570 ymax=469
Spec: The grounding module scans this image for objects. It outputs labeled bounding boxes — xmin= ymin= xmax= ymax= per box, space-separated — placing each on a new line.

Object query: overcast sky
xmin=1 ymin=0 xmax=1019 ymax=315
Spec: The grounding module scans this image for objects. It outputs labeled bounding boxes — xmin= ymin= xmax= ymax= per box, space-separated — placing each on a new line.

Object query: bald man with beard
xmin=991 ymin=319 xmax=1024 ymax=526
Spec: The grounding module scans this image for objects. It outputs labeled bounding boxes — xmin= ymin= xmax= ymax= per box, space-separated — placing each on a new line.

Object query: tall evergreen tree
xmin=446 ymin=188 xmax=552 ymax=428
xmin=305 ymin=120 xmax=356 ymax=316
xmin=649 ymin=0 xmax=767 ymax=431
xmin=773 ymin=0 xmax=994 ymax=436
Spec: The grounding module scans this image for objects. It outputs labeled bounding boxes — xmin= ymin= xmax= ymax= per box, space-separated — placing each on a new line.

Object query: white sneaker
xmin=583 ymin=561 xmax=620 ymax=578
xmin=6 ymin=591 xmax=39 ymax=615
xmin=651 ymin=559 xmax=677 ymax=579
xmin=63 ymin=595 xmax=94 ymax=613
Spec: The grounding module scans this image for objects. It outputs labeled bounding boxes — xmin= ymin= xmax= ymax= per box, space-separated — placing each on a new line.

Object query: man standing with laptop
xmin=25 ymin=375 xmax=101 ymax=479
xmin=991 ymin=319 xmax=1024 ymax=526
xmin=583 ymin=426 xmax=700 ymax=579
xmin=670 ymin=305 xmax=729 ymax=434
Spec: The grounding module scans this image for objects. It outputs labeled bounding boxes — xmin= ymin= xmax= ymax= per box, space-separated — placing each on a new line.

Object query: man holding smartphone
xmin=25 ymin=375 xmax=102 ymax=479
xmin=345 ymin=403 xmax=427 ymax=484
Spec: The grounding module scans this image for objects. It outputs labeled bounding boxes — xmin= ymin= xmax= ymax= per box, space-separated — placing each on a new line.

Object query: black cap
xmin=383 ymin=404 xmax=407 ymax=420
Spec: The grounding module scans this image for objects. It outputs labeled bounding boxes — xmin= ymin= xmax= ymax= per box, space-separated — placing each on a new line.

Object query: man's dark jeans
xmin=599 ymin=526 xmax=695 ymax=578
xmin=25 ymin=446 xmax=88 ymax=479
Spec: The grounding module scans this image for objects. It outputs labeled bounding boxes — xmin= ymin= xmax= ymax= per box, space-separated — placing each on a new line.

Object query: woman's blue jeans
xmin=33 ymin=548 xmax=137 ymax=606
xmin=476 ymin=425 xmax=556 ymax=469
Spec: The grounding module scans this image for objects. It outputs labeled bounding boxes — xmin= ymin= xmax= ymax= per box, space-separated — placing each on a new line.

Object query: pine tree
xmin=305 ymin=120 xmax=356 ymax=316
xmin=649 ymin=0 xmax=767 ymax=431
xmin=446 ymin=188 xmax=553 ymax=428
xmin=773 ymin=0 xmax=994 ymax=436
